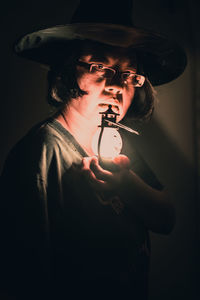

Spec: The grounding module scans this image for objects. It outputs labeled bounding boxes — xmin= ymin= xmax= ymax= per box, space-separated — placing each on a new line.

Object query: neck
xmin=55 ymin=106 xmax=98 ymax=156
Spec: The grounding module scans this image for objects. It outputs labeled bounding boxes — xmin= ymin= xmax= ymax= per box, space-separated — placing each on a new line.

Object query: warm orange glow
xmin=92 ymin=127 xmax=123 ymax=159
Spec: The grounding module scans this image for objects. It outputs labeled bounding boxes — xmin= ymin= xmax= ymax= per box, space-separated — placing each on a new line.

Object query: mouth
xmin=98 ymin=103 xmax=120 ymax=115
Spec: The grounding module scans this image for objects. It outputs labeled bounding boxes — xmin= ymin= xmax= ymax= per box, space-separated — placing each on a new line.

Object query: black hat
xmin=14 ymin=0 xmax=187 ymax=86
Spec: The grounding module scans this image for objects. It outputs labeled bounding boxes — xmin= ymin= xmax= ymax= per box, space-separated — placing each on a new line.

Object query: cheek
xmin=77 ymin=74 xmax=104 ymax=93
xmin=124 ymin=87 xmax=135 ymax=109
xmin=119 ymin=88 xmax=135 ymax=120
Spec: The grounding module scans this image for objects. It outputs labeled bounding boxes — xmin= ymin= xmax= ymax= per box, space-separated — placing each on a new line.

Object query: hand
xmin=81 ymin=155 xmax=176 ymax=234
xmin=82 ymin=155 xmax=131 ymax=194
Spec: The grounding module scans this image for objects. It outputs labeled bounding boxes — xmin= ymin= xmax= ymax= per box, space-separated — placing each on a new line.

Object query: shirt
xmin=0 ymin=118 xmax=163 ymax=300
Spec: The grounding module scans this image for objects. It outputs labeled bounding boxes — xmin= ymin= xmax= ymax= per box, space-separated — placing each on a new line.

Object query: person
xmin=0 ymin=1 xmax=187 ymax=299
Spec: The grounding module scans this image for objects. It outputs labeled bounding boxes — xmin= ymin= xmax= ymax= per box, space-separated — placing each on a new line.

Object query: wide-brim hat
xmin=13 ymin=0 xmax=187 ymax=86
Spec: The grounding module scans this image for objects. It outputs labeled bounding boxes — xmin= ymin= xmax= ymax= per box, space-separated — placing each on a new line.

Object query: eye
xmin=133 ymin=74 xmax=145 ymax=87
xmin=91 ymin=64 xmax=115 ymax=79
xmin=90 ymin=64 xmax=107 ymax=75
xmin=93 ymin=64 xmax=105 ymax=71
xmin=133 ymin=75 xmax=139 ymax=84
xmin=122 ymin=72 xmax=132 ymax=80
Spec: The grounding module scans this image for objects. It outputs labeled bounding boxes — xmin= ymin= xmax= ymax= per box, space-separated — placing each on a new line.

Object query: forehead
xmin=80 ymin=42 xmax=137 ymax=68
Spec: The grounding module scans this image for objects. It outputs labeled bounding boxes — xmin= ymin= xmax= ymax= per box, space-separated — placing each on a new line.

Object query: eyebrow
xmin=89 ymin=55 xmax=109 ymax=64
xmin=89 ymin=56 xmax=137 ymax=71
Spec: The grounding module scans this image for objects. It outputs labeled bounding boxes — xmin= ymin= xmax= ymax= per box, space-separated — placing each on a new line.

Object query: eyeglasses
xmin=77 ymin=61 xmax=145 ymax=87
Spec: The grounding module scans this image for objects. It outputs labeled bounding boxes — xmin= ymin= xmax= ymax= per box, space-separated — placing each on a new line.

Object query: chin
xmin=117 ymin=111 xmax=124 ymax=122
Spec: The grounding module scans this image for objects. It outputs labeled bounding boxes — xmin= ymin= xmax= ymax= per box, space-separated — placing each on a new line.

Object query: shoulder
xmin=6 ymin=120 xmax=59 ymax=162
xmin=1 ymin=119 xmax=83 ymax=178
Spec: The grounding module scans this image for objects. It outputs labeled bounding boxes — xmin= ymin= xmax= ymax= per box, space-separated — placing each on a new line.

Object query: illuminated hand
xmin=82 ymin=154 xmax=131 ymax=193
xmin=81 ymin=155 xmax=176 ymax=234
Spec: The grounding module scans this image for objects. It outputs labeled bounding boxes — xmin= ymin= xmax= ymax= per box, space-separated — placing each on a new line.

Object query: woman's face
xmin=68 ymin=46 xmax=138 ymax=127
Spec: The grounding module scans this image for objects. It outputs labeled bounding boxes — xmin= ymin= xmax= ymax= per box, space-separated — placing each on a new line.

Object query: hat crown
xmin=71 ymin=0 xmax=133 ymax=26
xmin=14 ymin=0 xmax=187 ymax=86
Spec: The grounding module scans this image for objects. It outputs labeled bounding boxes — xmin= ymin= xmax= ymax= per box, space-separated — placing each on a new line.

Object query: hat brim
xmin=14 ymin=23 xmax=187 ymax=86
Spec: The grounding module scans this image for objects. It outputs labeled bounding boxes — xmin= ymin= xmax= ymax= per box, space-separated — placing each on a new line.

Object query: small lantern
xmin=92 ymin=105 xmax=123 ymax=159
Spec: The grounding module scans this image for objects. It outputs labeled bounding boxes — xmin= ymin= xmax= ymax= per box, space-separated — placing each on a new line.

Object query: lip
xmin=99 ymin=97 xmax=121 ymax=108
xmin=98 ymin=102 xmax=120 ymax=114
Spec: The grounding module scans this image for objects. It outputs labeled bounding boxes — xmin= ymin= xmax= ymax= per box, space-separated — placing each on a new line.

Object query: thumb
xmin=112 ymin=154 xmax=130 ymax=169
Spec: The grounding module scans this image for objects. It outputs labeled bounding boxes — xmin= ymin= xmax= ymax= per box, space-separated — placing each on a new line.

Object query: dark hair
xmin=47 ymin=41 xmax=156 ymax=121
xmin=47 ymin=43 xmax=86 ymax=109
xmin=125 ymin=77 xmax=155 ymax=120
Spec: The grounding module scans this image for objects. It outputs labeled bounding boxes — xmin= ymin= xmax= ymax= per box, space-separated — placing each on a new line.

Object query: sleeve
xmin=0 ymin=131 xmax=58 ymax=299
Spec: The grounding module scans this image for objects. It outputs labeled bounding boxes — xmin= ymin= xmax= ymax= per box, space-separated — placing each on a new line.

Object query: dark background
xmin=0 ymin=1 xmax=199 ymax=299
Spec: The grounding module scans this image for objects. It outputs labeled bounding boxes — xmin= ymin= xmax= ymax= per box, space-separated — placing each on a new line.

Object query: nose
xmin=104 ymin=76 xmax=123 ymax=95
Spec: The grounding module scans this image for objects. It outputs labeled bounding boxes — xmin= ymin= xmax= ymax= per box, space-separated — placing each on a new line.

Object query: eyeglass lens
xmin=90 ymin=64 xmax=144 ymax=87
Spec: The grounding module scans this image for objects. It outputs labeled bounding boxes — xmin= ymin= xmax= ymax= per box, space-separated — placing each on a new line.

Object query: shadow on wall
xmin=133 ymin=116 xmax=199 ymax=300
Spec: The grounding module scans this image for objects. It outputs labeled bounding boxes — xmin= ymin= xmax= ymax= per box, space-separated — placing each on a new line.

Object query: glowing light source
xmin=92 ymin=127 xmax=122 ymax=159
xmin=92 ymin=104 xmax=139 ymax=162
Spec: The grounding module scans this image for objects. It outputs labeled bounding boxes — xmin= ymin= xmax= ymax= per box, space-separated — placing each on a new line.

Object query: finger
xmin=89 ymin=177 xmax=111 ymax=192
xmin=82 ymin=156 xmax=98 ymax=170
xmin=82 ymin=157 xmax=105 ymax=183
xmin=82 ymin=157 xmax=95 ymax=172
xmin=82 ymin=167 xmax=109 ymax=192
xmin=82 ymin=157 xmax=113 ymax=191
xmin=90 ymin=159 xmax=114 ymax=182
xmin=112 ymin=154 xmax=130 ymax=169
xmin=82 ymin=157 xmax=90 ymax=170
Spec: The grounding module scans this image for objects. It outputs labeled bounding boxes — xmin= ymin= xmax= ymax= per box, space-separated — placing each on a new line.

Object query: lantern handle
xmin=104 ymin=119 xmax=139 ymax=135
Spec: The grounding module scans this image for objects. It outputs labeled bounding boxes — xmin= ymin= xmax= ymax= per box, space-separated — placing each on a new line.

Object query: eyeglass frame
xmin=77 ymin=60 xmax=145 ymax=87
